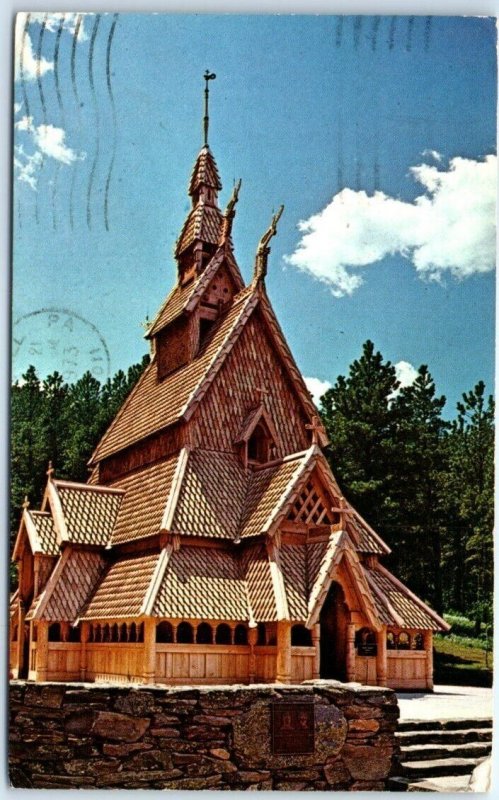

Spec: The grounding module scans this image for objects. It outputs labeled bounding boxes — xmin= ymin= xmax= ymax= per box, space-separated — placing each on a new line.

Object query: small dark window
xmin=248 ymin=424 xmax=270 ymax=463
xmin=68 ymin=625 xmax=81 ymax=643
xmin=291 ymin=624 xmax=313 ymax=646
xmin=48 ymin=622 xmax=61 ymax=642
xmin=156 ymin=621 xmax=174 ymax=643
xmin=196 ymin=622 xmax=213 ymax=644
xmin=199 ymin=317 xmax=215 ymax=348
xmin=177 ymin=621 xmax=194 ymax=643
xmin=257 ymin=622 xmax=267 ymax=645
xmin=234 ymin=624 xmax=248 ymax=645
xmin=215 ymin=623 xmax=232 ymax=644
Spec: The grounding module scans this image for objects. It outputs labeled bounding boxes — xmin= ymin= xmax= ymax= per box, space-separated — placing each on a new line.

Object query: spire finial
xmin=253 ymin=205 xmax=284 ymax=282
xmin=22 ymin=495 xmax=30 ymax=510
xmin=219 ymin=178 xmax=242 ymax=244
xmin=203 ymin=70 xmax=216 ymax=146
xmin=47 ymin=460 xmax=55 ymax=480
xmin=305 ymin=414 xmax=323 ymax=445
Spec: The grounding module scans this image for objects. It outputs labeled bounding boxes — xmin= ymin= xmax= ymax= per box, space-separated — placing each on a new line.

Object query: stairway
xmin=388 ymin=718 xmax=493 ymax=792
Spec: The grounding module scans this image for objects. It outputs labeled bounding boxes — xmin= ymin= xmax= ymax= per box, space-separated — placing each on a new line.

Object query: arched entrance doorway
xmin=319 ymin=581 xmax=350 ymax=680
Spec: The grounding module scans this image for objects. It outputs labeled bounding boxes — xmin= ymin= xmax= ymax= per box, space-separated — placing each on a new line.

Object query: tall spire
xmin=203 ymin=70 xmax=216 ymax=146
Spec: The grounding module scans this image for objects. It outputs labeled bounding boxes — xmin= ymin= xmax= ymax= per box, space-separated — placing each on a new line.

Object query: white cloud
xmin=422 ymin=149 xmax=443 ymax=162
xmin=14 ymin=118 xmax=86 ymax=189
xmin=14 ymin=145 xmax=43 ymax=190
xmin=15 ymin=14 xmax=54 ymax=81
xmin=394 ymin=360 xmax=418 ymax=389
xmin=284 ymin=154 xmax=496 ymax=297
xmin=33 ymin=124 xmax=85 ymax=165
xmin=304 ymin=376 xmax=332 ymax=406
xmin=14 ymin=102 xmax=23 ymax=115
xmin=14 ymin=12 xmax=90 ymax=82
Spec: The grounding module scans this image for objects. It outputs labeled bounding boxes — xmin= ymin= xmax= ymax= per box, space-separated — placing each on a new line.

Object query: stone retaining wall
xmin=9 ymin=679 xmax=399 ymax=790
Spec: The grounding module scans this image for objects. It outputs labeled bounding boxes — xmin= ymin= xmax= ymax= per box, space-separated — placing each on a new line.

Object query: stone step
xmin=400 ymin=756 xmax=482 ymax=779
xmin=401 ymin=741 xmax=491 ymax=762
xmin=397 ymin=717 xmax=492 ymax=733
xmin=389 ymin=774 xmax=472 ymax=793
xmin=397 ymin=727 xmax=493 ymax=746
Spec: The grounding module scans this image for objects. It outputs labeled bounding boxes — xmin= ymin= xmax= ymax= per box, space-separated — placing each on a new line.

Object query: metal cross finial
xmin=305 ymin=415 xmax=323 ymax=445
xmin=47 ymin=460 xmax=55 ymax=480
xmin=203 ymin=70 xmax=216 ymax=146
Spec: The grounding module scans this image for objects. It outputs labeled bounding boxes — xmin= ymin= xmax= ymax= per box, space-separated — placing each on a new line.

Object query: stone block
xmin=342 ymin=744 xmax=393 ymax=781
xmin=91 ymin=711 xmax=150 ymax=742
xmin=210 ymin=747 xmax=231 ymax=760
xmin=114 ymin=691 xmax=156 ymax=716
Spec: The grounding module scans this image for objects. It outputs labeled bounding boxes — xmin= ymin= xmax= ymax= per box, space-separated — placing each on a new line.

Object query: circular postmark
xmin=13 ymin=308 xmax=111 ymax=384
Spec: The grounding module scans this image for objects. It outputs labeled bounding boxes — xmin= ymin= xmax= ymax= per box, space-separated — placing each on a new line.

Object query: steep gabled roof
xmin=90 ymin=285 xmax=258 ymax=464
xmin=46 ymin=480 xmax=124 ymax=547
xmin=146 ymin=246 xmax=244 ymax=338
xmin=12 ymin=509 xmax=59 ymax=560
xmin=28 ymin=548 xmax=106 ymax=622
xmin=306 ymin=530 xmax=381 ymax=629
xmin=176 ymin=203 xmax=224 ymax=256
xmin=365 ymin=563 xmax=450 ymax=632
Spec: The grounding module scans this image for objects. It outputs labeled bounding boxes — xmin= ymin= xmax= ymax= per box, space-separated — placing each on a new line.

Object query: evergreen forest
xmin=10 ymin=341 xmax=493 ymax=635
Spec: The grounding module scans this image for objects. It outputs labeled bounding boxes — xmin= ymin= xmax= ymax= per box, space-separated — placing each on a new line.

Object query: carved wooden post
xmin=13 ymin=600 xmax=25 ymax=679
xmin=424 ymin=630 xmax=433 ymax=690
xmin=143 ymin=618 xmax=157 ymax=684
xmin=60 ymin=622 xmax=70 ymax=643
xmin=376 ymin=627 xmax=387 ymax=687
xmin=345 ymin=623 xmax=356 ymax=682
xmin=312 ymin=623 xmax=321 ymax=679
xmin=80 ymin=622 xmax=90 ymax=682
xmin=36 ymin=621 xmax=49 ymax=682
xmin=248 ymin=625 xmax=258 ymax=684
xmin=276 ymin=620 xmax=292 ymax=684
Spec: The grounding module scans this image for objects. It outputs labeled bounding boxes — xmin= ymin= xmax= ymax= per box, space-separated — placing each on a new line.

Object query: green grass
xmin=434 ymin=633 xmax=493 ymax=688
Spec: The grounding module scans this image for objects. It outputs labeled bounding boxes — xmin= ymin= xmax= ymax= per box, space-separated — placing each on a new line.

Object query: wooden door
xmin=319 ymin=581 xmax=349 ymax=680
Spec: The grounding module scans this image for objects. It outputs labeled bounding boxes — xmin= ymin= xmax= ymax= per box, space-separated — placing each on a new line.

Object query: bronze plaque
xmin=271 ymin=701 xmax=315 ymax=755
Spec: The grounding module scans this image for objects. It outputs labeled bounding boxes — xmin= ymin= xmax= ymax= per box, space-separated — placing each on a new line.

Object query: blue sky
xmin=12 ymin=14 xmax=496 ymax=415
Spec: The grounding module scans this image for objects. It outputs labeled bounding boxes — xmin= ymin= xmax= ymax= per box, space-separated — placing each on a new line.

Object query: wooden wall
xmin=192 ymin=311 xmax=310 ymax=457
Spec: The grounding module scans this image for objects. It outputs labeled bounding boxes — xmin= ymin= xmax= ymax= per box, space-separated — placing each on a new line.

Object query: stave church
xmin=10 ymin=77 xmax=449 ymax=691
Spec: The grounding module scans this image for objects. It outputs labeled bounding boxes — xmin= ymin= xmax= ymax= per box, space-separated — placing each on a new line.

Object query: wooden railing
xmin=386 ymin=650 xmax=427 ymax=688
xmin=86 ymin=643 xmax=144 ymax=683
xmin=254 ymin=645 xmax=276 ymax=682
xmin=355 ymin=655 xmax=377 ymax=685
xmin=156 ymin=643 xmax=251 ymax=684
xmin=291 ymin=646 xmax=315 ymax=682
xmin=46 ymin=642 xmax=81 ymax=681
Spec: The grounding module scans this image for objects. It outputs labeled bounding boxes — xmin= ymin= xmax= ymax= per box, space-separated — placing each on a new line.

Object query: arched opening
xmin=256 ymin=622 xmax=267 ymax=645
xmin=398 ymin=631 xmax=411 ymax=650
xmin=319 ymin=581 xmax=349 ymax=680
xmin=111 ymin=624 xmax=119 ymax=643
xmin=215 ymin=623 xmax=232 ymax=645
xmin=120 ymin=623 xmax=128 ymax=642
xmin=137 ymin=623 xmax=144 ymax=643
xmin=413 ymin=632 xmax=424 ymax=650
xmin=196 ymin=622 xmax=213 ymax=644
xmin=156 ymin=621 xmax=174 ymax=643
xmin=102 ymin=624 xmax=111 ymax=643
xmin=387 ymin=631 xmax=397 ymax=650
xmin=291 ymin=624 xmax=313 ymax=646
xmin=129 ymin=623 xmax=137 ymax=643
xmin=355 ymin=627 xmax=377 ymax=656
xmin=247 ymin=423 xmax=273 ymax=464
xmin=177 ymin=621 xmax=194 ymax=644
xmin=48 ymin=623 xmax=61 ymax=642
xmin=234 ymin=624 xmax=248 ymax=645
xmin=68 ymin=625 xmax=81 ymax=643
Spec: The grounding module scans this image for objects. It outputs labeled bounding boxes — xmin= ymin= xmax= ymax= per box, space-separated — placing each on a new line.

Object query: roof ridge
xmin=55 ymin=479 xmax=125 ymax=495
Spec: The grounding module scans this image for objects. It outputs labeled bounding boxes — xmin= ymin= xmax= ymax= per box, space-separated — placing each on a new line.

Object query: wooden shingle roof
xmin=176 ymin=203 xmax=224 ymax=255
xmin=188 ymin=146 xmax=222 ymax=194
xmin=153 ymin=547 xmax=249 ymax=621
xmin=51 ymin=481 xmax=124 ymax=546
xmin=29 ymin=549 xmax=106 ymax=622
xmin=110 ymin=454 xmax=180 ymax=545
xmin=82 ymin=552 xmax=160 ymax=620
xmin=171 ymin=450 xmax=247 ymax=539
xmin=365 ymin=565 xmax=450 ymax=632
xmin=90 ymin=286 xmax=258 ymax=463
xmin=242 ymin=543 xmax=277 ymax=622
